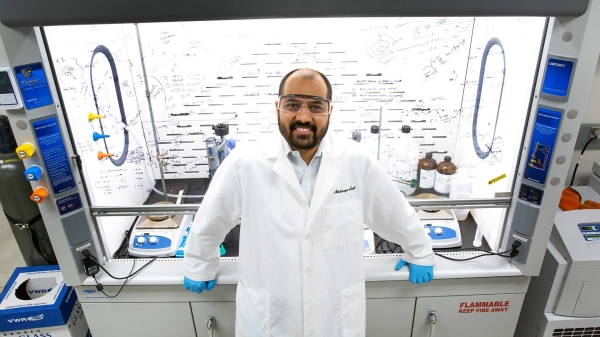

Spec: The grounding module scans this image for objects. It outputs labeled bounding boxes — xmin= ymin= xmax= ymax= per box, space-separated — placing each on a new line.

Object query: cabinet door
xmin=366 ymin=298 xmax=415 ymax=337
xmin=82 ymin=302 xmax=196 ymax=337
xmin=191 ymin=302 xmax=236 ymax=337
xmin=412 ymin=294 xmax=525 ymax=337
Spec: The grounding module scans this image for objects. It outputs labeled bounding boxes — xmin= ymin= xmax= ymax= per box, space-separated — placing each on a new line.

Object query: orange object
xmin=98 ymin=151 xmax=115 ymax=160
xmin=559 ymin=187 xmax=581 ymax=211
xmin=581 ymin=200 xmax=600 ymax=209
xmin=30 ymin=187 xmax=48 ymax=204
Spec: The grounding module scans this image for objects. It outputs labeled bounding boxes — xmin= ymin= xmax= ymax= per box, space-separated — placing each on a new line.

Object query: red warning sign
xmin=458 ymin=301 xmax=510 ymax=314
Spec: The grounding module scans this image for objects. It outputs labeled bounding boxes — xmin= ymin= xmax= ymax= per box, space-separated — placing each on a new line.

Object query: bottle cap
xmin=401 ymin=125 xmax=411 ymax=134
xmin=425 ymin=152 xmax=432 ymax=158
xmin=444 ymin=156 xmax=452 ymax=162
xmin=370 ymin=125 xmax=379 ymax=134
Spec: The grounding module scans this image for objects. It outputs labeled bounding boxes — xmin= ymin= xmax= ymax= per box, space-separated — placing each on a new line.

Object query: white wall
xmin=567 ymin=55 xmax=600 ymax=186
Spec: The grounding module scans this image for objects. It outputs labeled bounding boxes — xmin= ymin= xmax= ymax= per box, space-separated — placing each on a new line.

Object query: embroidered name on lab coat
xmin=334 ymin=186 xmax=356 ymax=194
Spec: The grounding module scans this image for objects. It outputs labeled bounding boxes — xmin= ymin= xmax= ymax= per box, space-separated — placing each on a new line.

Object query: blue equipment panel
xmin=176 ymin=224 xmax=192 ymax=258
xmin=13 ymin=63 xmax=54 ymax=110
xmin=518 ymin=184 xmax=544 ymax=206
xmin=56 ymin=193 xmax=83 ymax=215
xmin=540 ymin=55 xmax=576 ymax=101
xmin=32 ymin=116 xmax=76 ymax=195
xmin=523 ymin=106 xmax=562 ymax=185
xmin=578 ymin=223 xmax=600 ymax=242
xmin=425 ymin=226 xmax=458 ymax=240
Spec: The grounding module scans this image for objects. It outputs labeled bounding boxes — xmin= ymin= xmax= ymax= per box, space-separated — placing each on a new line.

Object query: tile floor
xmin=0 ymin=203 xmax=25 ymax=294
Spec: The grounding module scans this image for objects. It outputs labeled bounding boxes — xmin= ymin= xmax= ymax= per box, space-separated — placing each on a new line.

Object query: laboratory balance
xmin=128 ymin=201 xmax=193 ymax=258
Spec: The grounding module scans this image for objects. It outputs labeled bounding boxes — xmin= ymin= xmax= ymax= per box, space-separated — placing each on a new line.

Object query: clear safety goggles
xmin=278 ymin=94 xmax=331 ymax=116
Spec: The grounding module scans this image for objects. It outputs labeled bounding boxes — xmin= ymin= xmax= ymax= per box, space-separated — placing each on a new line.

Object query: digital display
xmin=0 ymin=72 xmax=14 ymax=94
xmin=581 ymin=226 xmax=595 ymax=231
xmin=586 ymin=235 xmax=600 ymax=240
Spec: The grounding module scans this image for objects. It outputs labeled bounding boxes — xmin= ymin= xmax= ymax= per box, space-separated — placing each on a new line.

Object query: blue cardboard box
xmin=0 ymin=265 xmax=90 ymax=337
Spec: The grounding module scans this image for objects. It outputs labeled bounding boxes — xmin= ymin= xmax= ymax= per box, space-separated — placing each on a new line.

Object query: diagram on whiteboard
xmin=528 ymin=142 xmax=550 ymax=171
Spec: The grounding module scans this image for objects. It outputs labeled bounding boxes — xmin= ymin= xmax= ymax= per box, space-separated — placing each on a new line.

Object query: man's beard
xmin=278 ymin=115 xmax=330 ymax=151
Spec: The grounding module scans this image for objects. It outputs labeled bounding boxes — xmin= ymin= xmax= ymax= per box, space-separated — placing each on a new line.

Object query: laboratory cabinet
xmin=191 ymin=302 xmax=236 ymax=337
xmin=411 ymin=294 xmax=525 ymax=337
xmin=79 ymin=295 xmax=525 ymax=337
xmin=81 ymin=302 xmax=197 ymax=337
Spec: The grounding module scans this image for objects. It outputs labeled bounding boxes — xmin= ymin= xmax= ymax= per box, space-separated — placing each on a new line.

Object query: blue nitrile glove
xmin=183 ymin=276 xmax=216 ymax=294
xmin=394 ymin=259 xmax=433 ymax=284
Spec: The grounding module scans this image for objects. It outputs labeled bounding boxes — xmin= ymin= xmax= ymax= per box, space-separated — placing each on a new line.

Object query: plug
xmin=589 ymin=127 xmax=600 ymax=139
xmin=81 ymin=249 xmax=100 ymax=276
xmin=510 ymin=240 xmax=522 ymax=258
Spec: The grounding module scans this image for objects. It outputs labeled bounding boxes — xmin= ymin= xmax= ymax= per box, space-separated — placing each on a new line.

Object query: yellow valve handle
xmin=15 ymin=142 xmax=35 ymax=159
xmin=88 ymin=112 xmax=104 ymax=122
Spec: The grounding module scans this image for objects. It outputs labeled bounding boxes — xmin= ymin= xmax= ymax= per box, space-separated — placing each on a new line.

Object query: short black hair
xmin=278 ymin=68 xmax=332 ymax=100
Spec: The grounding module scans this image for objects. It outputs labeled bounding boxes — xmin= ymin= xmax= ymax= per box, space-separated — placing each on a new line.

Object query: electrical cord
xmin=95 ymin=256 xmax=159 ymax=280
xmin=112 ymin=216 xmax=139 ymax=259
xmin=434 ymin=249 xmax=512 ymax=262
xmin=92 ymin=259 xmax=136 ymax=298
xmin=570 ymin=135 xmax=598 ymax=186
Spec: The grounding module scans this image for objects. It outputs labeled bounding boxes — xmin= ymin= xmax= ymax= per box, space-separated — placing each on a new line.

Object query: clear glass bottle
xmin=450 ymin=162 xmax=472 ymax=221
xmin=381 ymin=125 xmax=419 ymax=196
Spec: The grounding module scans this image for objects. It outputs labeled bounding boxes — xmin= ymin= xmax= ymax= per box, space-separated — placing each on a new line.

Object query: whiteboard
xmin=44 ymin=17 xmax=546 ymax=255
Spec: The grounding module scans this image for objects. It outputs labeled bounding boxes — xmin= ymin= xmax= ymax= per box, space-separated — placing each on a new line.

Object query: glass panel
xmin=44 ymin=17 xmax=546 ymax=257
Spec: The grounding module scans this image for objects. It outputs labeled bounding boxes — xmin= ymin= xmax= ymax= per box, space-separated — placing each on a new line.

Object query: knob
xmin=88 ymin=112 xmax=104 ymax=122
xmin=93 ymin=132 xmax=110 ymax=141
xmin=98 ymin=151 xmax=115 ymax=161
xmin=137 ymin=237 xmax=146 ymax=244
xmin=16 ymin=143 xmax=35 ymax=159
xmin=434 ymin=227 xmax=443 ymax=235
xmin=24 ymin=165 xmax=43 ymax=181
xmin=30 ymin=187 xmax=48 ymax=204
xmin=149 ymin=237 xmax=157 ymax=244
xmin=423 ymin=227 xmax=431 ymax=235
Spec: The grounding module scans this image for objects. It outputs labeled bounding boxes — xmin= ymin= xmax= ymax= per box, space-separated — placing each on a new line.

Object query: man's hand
xmin=183 ymin=276 xmax=216 ymax=294
xmin=394 ymin=259 xmax=433 ymax=284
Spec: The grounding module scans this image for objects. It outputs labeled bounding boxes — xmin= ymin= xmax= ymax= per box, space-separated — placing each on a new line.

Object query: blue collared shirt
xmin=282 ymin=139 xmax=323 ymax=207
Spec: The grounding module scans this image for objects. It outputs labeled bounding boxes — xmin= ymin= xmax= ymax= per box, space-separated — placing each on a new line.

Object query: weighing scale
xmin=128 ymin=195 xmax=193 ymax=257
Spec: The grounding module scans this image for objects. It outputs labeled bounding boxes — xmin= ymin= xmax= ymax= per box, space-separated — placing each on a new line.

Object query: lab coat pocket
xmin=341 ymin=283 xmax=366 ymax=337
xmin=322 ymin=200 xmax=363 ymax=250
xmin=236 ymin=281 xmax=270 ymax=336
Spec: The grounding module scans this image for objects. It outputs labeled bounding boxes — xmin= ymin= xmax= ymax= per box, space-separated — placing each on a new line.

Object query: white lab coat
xmin=184 ymin=132 xmax=434 ymax=337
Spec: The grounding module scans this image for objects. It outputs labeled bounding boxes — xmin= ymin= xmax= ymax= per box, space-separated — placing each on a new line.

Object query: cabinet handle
xmin=428 ymin=311 xmax=437 ymax=337
xmin=207 ymin=316 xmax=216 ymax=337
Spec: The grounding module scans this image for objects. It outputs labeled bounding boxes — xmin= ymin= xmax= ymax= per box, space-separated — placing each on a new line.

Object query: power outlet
xmin=510 ymin=231 xmax=533 ymax=264
xmin=589 ymin=126 xmax=600 ymax=139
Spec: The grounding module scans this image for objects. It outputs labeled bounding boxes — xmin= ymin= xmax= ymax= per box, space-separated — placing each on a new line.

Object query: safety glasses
xmin=278 ymin=94 xmax=331 ymax=116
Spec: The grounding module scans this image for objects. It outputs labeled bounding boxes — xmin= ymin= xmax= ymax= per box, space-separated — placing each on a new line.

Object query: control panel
xmin=578 ymin=223 xmax=600 ymax=242
xmin=519 ymin=184 xmax=544 ymax=206
xmin=132 ymin=234 xmax=172 ymax=250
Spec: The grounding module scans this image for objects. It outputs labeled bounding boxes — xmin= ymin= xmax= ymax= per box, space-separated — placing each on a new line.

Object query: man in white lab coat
xmin=184 ymin=68 xmax=434 ymax=336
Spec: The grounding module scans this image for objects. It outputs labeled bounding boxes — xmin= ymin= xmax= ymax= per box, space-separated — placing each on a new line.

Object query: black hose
xmin=90 ymin=45 xmax=129 ymax=166
xmin=570 ymin=136 xmax=598 ymax=186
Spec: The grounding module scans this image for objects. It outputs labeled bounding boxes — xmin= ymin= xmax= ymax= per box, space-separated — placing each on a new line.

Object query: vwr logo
xmin=7 ymin=314 xmax=44 ymax=323
xmin=549 ymin=62 xmax=566 ymax=67
xmin=28 ymin=288 xmax=53 ymax=295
